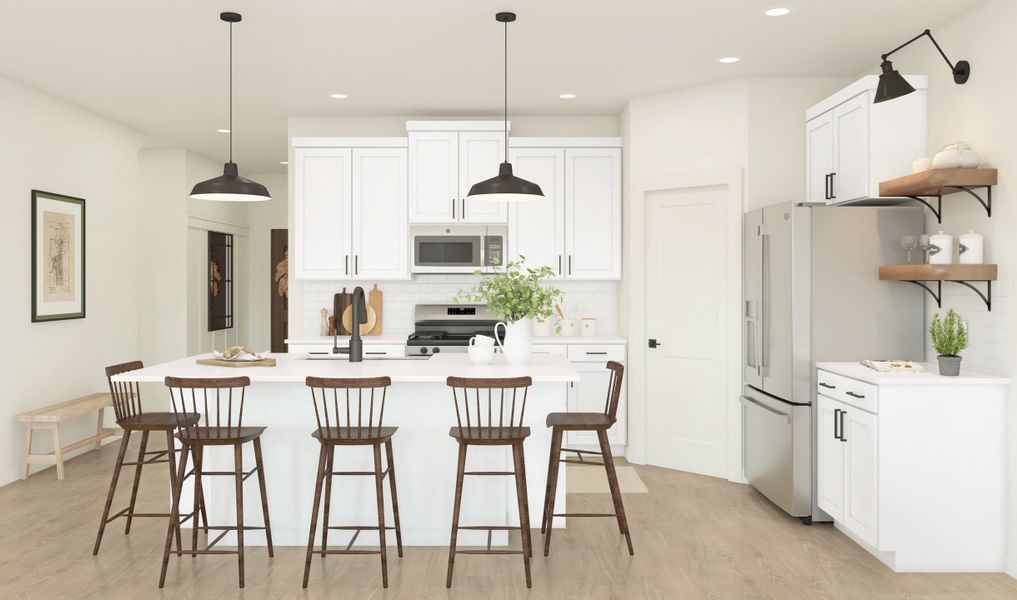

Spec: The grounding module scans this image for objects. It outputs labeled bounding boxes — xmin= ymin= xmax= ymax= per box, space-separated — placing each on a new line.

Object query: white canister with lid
xmin=959 ymin=230 xmax=984 ymax=264
xmin=929 ymin=231 xmax=954 ymax=264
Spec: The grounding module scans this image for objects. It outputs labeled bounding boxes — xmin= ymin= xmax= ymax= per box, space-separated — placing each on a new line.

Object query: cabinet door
xmin=293 ymin=147 xmax=352 ymax=280
xmin=567 ymin=361 xmax=627 ymax=447
xmin=508 ymin=147 xmax=566 ymax=276
xmin=805 ymin=112 xmax=834 ymax=204
xmin=408 ymin=131 xmax=458 ymax=223
xmin=832 ymin=93 xmax=870 ymax=202
xmin=564 ymin=148 xmax=622 ymax=279
xmin=459 ymin=131 xmax=508 ymax=223
xmin=816 ymin=394 xmax=845 ymax=521
xmin=351 ymin=148 xmax=409 ymax=280
xmin=843 ymin=407 xmax=878 ymax=547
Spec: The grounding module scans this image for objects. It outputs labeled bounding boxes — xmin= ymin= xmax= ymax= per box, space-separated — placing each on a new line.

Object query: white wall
xmin=0 ymin=74 xmax=145 ymax=483
xmin=869 ymin=0 xmax=1016 ymax=575
xmin=246 ymin=174 xmax=288 ymax=352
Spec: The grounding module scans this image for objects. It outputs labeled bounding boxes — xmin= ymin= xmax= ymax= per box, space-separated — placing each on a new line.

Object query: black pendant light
xmin=190 ymin=12 xmax=271 ymax=202
xmin=873 ymin=29 xmax=970 ymax=104
xmin=466 ymin=12 xmax=543 ymax=203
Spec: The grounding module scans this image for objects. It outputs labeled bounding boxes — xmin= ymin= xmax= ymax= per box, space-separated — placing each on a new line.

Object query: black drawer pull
xmin=365 ymin=351 xmax=386 ymax=355
xmin=586 ymin=351 xmax=608 ymax=355
xmin=819 ymin=382 xmax=836 ymax=389
xmin=845 ymin=391 xmax=865 ymax=399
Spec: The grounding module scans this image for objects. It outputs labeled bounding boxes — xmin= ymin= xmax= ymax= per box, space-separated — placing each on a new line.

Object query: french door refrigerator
xmin=741 ymin=202 xmax=924 ymax=522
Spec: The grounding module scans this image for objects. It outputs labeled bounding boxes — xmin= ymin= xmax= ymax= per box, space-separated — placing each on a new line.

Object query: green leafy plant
xmin=929 ymin=309 xmax=968 ymax=357
xmin=453 ymin=256 xmax=562 ymax=323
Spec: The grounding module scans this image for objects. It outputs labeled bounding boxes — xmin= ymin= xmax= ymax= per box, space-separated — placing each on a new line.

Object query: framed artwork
xmin=32 ymin=190 xmax=85 ymax=322
xmin=208 ymin=230 xmax=234 ymax=331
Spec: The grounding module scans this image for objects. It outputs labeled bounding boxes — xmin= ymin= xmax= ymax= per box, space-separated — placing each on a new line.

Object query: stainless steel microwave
xmin=410 ymin=225 xmax=507 ymax=274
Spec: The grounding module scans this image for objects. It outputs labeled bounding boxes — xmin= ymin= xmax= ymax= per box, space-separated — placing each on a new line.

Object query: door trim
xmin=625 ymin=167 xmax=744 ymax=483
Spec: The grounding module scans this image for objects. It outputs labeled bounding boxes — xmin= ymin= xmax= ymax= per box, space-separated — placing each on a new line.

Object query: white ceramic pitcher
xmin=494 ymin=318 xmax=533 ymax=366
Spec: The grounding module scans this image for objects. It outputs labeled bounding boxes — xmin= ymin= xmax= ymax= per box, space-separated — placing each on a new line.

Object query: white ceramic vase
xmin=495 ymin=318 xmax=533 ymax=366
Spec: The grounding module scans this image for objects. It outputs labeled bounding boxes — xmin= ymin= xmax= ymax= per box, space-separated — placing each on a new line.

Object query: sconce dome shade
xmin=874 ymin=60 xmax=916 ymax=103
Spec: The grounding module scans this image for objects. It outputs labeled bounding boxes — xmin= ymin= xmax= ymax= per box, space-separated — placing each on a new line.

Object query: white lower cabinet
xmin=565 ymin=344 xmax=626 ymax=448
xmin=815 ymin=364 xmax=1007 ymax=572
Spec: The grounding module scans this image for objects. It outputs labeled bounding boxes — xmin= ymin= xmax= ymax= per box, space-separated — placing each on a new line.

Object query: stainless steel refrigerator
xmin=741 ymin=202 xmax=924 ymax=522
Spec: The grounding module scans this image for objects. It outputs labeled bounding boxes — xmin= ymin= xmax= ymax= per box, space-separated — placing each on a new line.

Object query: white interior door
xmin=351 ymin=147 xmax=408 ymax=280
xmin=644 ymin=183 xmax=733 ymax=476
xmin=293 ymin=147 xmax=352 ymax=279
xmin=459 ymin=131 xmax=507 ymax=223
xmin=408 ymin=131 xmax=457 ymax=223
xmin=508 ymin=147 xmax=565 ymax=275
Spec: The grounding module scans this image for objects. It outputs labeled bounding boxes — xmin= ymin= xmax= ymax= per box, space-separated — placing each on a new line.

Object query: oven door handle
xmin=740 ymin=396 xmax=791 ymax=425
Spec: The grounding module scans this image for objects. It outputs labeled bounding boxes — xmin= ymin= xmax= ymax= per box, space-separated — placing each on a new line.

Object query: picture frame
xmin=31 ymin=190 xmax=85 ymax=322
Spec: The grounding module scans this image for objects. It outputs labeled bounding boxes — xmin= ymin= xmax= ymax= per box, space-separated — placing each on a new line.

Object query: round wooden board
xmin=341 ymin=305 xmax=377 ymax=335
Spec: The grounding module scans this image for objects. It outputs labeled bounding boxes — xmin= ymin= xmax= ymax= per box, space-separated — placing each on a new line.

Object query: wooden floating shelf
xmin=879 ymin=168 xmax=997 ymax=197
xmin=879 ymin=263 xmax=997 ymax=282
xmin=879 ymin=263 xmax=997 ymax=311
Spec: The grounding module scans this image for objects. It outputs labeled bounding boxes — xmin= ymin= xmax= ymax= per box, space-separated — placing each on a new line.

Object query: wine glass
xmin=919 ymin=234 xmax=931 ymax=263
xmin=900 ymin=236 xmax=919 ymax=264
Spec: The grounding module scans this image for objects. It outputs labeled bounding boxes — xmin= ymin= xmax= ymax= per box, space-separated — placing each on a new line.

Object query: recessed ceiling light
xmin=330 ymin=93 xmax=348 ymax=99
xmin=765 ymin=7 xmax=791 ymax=17
xmin=279 ymin=161 xmax=289 ymax=165
xmin=559 ymin=93 xmax=576 ymax=99
xmin=216 ymin=128 xmax=230 ymax=134
xmin=719 ymin=57 xmax=740 ymax=64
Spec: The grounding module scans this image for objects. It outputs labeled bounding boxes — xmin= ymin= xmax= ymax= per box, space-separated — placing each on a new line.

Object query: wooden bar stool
xmin=92 ymin=361 xmax=207 ymax=555
xmin=445 ymin=376 xmax=534 ymax=589
xmin=159 ymin=376 xmax=274 ymax=589
xmin=302 ymin=376 xmax=403 ymax=589
xmin=540 ymin=361 xmax=633 ymax=556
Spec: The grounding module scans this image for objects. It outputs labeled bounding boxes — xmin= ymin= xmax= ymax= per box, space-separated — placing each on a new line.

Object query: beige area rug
xmin=566 ymin=464 xmax=649 ymax=494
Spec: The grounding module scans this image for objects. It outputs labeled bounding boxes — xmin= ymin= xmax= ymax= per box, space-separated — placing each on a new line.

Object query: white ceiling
xmin=0 ymin=0 xmax=979 ymax=173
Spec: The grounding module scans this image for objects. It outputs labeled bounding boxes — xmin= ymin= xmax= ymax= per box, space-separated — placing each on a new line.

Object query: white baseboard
xmin=0 ymin=466 xmax=21 ymax=488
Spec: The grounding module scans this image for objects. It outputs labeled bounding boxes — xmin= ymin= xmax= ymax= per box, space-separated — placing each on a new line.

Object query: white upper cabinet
xmin=459 ymin=131 xmax=507 ymax=223
xmin=565 ymin=147 xmax=622 ymax=279
xmin=408 ymin=124 xmax=507 ymax=224
xmin=293 ymin=140 xmax=409 ymax=281
xmin=509 ymin=147 xmax=566 ymax=276
xmin=408 ymin=131 xmax=458 ymax=223
xmin=294 ymin=147 xmax=352 ymax=280
xmin=805 ymin=75 xmax=927 ymax=204
xmin=351 ymin=148 xmax=408 ymax=280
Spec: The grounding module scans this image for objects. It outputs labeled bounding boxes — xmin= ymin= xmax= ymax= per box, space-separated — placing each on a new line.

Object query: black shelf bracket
xmin=905 ymin=185 xmax=992 ymax=223
xmin=902 ymin=279 xmax=992 ymax=311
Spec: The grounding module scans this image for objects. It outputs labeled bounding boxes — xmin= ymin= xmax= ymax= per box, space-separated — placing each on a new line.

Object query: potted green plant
xmin=929 ymin=309 xmax=968 ymax=376
xmin=454 ymin=257 xmax=562 ymax=365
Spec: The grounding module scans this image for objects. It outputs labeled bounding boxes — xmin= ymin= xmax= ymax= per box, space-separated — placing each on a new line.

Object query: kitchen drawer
xmin=289 ymin=343 xmax=406 ymax=358
xmin=531 ymin=344 xmax=568 ymax=357
xmin=817 ymin=369 xmax=878 ymax=413
xmin=567 ymin=344 xmax=625 ymax=363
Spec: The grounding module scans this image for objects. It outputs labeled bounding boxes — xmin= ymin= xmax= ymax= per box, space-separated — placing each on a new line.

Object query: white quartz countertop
xmin=285 ymin=336 xmax=626 ymax=346
xmin=113 ymin=353 xmax=580 ymax=384
xmin=816 ymin=362 xmax=1010 ymax=386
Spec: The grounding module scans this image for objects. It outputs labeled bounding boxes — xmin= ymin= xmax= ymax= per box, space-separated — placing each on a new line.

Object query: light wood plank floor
xmin=2 ymin=437 xmax=1017 ymax=599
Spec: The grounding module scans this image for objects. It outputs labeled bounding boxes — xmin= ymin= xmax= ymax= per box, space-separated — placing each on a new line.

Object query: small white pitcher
xmin=494 ymin=318 xmax=533 ymax=366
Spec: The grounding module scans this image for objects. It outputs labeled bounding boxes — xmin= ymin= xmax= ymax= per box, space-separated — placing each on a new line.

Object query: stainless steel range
xmin=405 ymin=304 xmax=498 ymax=356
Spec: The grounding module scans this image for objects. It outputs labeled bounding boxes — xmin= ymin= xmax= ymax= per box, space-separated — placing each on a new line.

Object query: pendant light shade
xmin=190 ymin=12 xmax=270 ymax=202
xmin=873 ymin=60 xmax=916 ymax=104
xmin=466 ymin=12 xmax=543 ymax=203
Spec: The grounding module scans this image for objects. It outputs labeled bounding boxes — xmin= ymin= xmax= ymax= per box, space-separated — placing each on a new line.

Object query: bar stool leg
xmin=320 ymin=447 xmax=334 ymax=557
xmin=164 ymin=431 xmax=183 ymax=554
xmin=253 ymin=437 xmax=274 ymax=557
xmin=234 ymin=443 xmax=245 ymax=589
xmin=92 ymin=430 xmax=132 ymax=555
xmin=542 ymin=428 xmax=564 ymax=557
xmin=540 ymin=430 xmax=559 ymax=535
xmin=384 ymin=439 xmax=404 ymax=557
xmin=159 ymin=442 xmax=190 ymax=588
xmin=191 ymin=446 xmax=204 ymax=557
xmin=511 ymin=442 xmax=532 ymax=588
xmin=194 ymin=444 xmax=209 ymax=534
xmin=303 ymin=445 xmax=328 ymax=588
xmin=124 ymin=430 xmax=150 ymax=534
xmin=446 ymin=443 xmax=467 ymax=588
xmin=598 ymin=430 xmax=633 ymax=556
xmin=372 ymin=443 xmax=389 ymax=588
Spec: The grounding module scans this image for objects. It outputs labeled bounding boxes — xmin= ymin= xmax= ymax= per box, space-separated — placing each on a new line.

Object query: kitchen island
xmin=114 ymin=353 xmax=579 ymax=547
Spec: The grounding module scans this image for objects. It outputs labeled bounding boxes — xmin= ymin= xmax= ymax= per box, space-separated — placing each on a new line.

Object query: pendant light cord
xmin=504 ymin=18 xmax=508 ymax=160
xmin=229 ymin=20 xmax=233 ymax=163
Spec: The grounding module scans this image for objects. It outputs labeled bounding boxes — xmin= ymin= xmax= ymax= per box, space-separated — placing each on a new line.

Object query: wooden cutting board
xmin=342 ymin=305 xmax=378 ymax=336
xmin=336 ymin=289 xmax=352 ymax=335
xmin=196 ymin=357 xmax=277 ymax=368
xmin=368 ymin=284 xmax=383 ymax=335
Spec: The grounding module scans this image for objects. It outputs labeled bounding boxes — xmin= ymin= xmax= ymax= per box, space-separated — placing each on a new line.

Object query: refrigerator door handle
xmin=740 ymin=396 xmax=791 ymax=425
xmin=759 ymin=225 xmax=769 ymax=377
xmin=745 ymin=301 xmax=760 ymax=374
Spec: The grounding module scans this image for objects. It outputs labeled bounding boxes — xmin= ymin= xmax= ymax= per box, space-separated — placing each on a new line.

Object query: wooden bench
xmin=17 ymin=392 xmax=119 ymax=480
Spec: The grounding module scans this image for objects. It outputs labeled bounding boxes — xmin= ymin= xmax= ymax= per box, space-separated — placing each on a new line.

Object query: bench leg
xmin=52 ymin=424 xmax=66 ymax=481
xmin=95 ymin=407 xmax=105 ymax=450
xmin=22 ymin=427 xmax=34 ymax=480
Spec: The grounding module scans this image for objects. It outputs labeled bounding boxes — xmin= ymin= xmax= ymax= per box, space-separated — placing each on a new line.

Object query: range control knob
xmin=433 ymin=347 xmax=441 ymax=353
xmin=420 ymin=347 xmax=429 ymax=355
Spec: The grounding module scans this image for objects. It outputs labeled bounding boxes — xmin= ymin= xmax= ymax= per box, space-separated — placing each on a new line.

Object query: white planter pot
xmin=495 ymin=318 xmax=533 ymax=366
